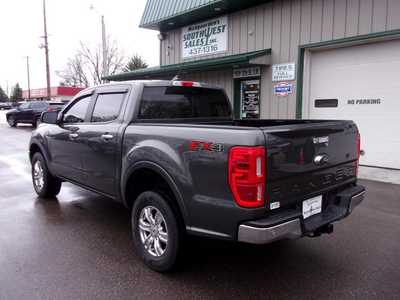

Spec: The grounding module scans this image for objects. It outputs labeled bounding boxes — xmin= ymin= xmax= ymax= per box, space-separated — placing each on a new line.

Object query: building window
xmin=314 ymin=99 xmax=338 ymax=108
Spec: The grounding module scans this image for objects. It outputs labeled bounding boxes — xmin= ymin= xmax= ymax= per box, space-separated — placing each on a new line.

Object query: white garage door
xmin=307 ymin=39 xmax=400 ymax=169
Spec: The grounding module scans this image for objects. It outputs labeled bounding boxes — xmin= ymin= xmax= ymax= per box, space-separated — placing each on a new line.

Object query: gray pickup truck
xmin=29 ymin=80 xmax=365 ymax=272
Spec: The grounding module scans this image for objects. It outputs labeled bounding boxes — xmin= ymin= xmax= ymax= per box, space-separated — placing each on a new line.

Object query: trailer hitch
xmin=308 ymin=223 xmax=334 ymax=237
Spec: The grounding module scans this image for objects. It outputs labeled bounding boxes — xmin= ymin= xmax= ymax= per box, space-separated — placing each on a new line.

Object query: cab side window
xmin=63 ymin=96 xmax=91 ymax=124
xmin=31 ymin=102 xmax=39 ymax=109
xmin=32 ymin=102 xmax=47 ymax=110
xmin=91 ymin=93 xmax=125 ymax=123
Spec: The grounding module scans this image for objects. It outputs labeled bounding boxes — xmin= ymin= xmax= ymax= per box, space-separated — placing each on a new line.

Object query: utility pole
xmin=26 ymin=56 xmax=31 ymax=100
xmin=42 ymin=0 xmax=51 ymax=100
xmin=101 ymin=15 xmax=107 ymax=79
xmin=90 ymin=5 xmax=108 ymax=81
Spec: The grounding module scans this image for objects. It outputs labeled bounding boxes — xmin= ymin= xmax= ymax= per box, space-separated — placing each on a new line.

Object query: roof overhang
xmin=140 ymin=0 xmax=271 ymax=31
xmin=103 ymin=50 xmax=271 ymax=82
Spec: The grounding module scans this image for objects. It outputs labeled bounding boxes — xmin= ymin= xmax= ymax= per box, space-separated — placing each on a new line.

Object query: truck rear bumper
xmin=238 ymin=185 xmax=365 ymax=244
xmin=238 ymin=219 xmax=302 ymax=244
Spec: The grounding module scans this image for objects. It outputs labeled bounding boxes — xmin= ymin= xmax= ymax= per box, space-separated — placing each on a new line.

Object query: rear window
xmin=138 ymin=86 xmax=231 ymax=119
xmin=31 ymin=102 xmax=48 ymax=109
xmin=91 ymin=93 xmax=125 ymax=123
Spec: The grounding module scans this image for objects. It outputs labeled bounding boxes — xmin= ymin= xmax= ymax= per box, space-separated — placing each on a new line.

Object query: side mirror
xmin=40 ymin=111 xmax=59 ymax=124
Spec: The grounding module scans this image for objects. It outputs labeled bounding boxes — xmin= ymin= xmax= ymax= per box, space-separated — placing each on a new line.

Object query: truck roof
xmin=72 ymin=80 xmax=226 ymax=102
xmin=86 ymin=80 xmax=224 ymax=90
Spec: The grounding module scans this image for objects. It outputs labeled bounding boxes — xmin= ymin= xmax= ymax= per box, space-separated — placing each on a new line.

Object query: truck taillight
xmin=356 ymin=131 xmax=361 ymax=176
xmin=228 ymin=146 xmax=265 ymax=208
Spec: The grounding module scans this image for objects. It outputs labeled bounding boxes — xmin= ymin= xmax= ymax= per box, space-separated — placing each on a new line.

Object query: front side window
xmin=91 ymin=93 xmax=125 ymax=123
xmin=63 ymin=96 xmax=91 ymax=124
xmin=18 ymin=103 xmax=30 ymax=110
xmin=138 ymin=86 xmax=231 ymax=119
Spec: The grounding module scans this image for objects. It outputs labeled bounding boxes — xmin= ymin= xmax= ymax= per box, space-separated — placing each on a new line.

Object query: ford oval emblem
xmin=314 ymin=154 xmax=329 ymax=166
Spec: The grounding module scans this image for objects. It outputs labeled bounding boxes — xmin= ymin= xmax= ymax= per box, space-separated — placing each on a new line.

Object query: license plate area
xmin=302 ymin=195 xmax=322 ymax=219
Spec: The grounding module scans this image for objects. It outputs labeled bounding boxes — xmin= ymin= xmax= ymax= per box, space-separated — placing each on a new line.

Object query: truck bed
xmin=130 ymin=118 xmax=358 ymax=211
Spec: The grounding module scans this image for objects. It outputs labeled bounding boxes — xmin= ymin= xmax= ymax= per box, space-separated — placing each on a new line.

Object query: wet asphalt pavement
xmin=0 ymin=111 xmax=399 ymax=300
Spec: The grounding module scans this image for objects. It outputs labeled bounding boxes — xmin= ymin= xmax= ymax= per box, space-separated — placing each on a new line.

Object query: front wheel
xmin=33 ymin=118 xmax=40 ymax=128
xmin=7 ymin=116 xmax=16 ymax=127
xmin=132 ymin=191 xmax=181 ymax=272
xmin=31 ymin=152 xmax=62 ymax=198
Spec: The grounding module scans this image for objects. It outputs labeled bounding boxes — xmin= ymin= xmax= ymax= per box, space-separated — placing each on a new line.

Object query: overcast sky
xmin=0 ymin=0 xmax=159 ymax=93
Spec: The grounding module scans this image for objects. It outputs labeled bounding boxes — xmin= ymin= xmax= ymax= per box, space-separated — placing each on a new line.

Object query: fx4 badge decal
xmin=189 ymin=141 xmax=224 ymax=152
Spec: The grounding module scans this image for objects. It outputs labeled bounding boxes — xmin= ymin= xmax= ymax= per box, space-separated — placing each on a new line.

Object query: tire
xmin=33 ymin=118 xmax=40 ymax=128
xmin=7 ymin=116 xmax=16 ymax=127
xmin=31 ymin=152 xmax=62 ymax=198
xmin=132 ymin=191 xmax=181 ymax=272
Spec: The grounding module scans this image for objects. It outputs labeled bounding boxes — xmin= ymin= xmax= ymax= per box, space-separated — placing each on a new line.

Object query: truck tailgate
xmin=263 ymin=120 xmax=359 ymax=209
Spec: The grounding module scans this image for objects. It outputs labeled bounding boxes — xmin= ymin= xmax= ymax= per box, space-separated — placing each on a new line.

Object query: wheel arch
xmin=122 ymin=161 xmax=189 ymax=229
xmin=29 ymin=141 xmax=50 ymax=164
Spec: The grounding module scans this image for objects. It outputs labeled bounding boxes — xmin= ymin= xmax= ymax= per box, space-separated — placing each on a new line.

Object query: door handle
xmin=69 ymin=133 xmax=79 ymax=140
xmin=101 ymin=134 xmax=114 ymax=141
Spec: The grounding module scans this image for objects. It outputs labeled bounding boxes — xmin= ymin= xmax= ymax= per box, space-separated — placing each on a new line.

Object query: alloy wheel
xmin=33 ymin=160 xmax=44 ymax=191
xmin=138 ymin=206 xmax=168 ymax=257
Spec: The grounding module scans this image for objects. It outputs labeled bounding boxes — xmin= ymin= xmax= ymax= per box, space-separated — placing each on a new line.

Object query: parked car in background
xmin=6 ymin=101 xmax=64 ymax=127
xmin=60 ymin=99 xmax=72 ymax=105
xmin=0 ymin=102 xmax=12 ymax=110
xmin=30 ymin=81 xmax=365 ymax=272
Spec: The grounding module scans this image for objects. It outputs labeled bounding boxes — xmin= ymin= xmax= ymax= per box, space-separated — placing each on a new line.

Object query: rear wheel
xmin=31 ymin=152 xmax=62 ymax=198
xmin=132 ymin=191 xmax=181 ymax=272
xmin=7 ymin=116 xmax=16 ymax=127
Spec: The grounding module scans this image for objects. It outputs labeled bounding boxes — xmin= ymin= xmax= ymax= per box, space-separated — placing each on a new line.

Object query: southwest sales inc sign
xmin=182 ymin=16 xmax=228 ymax=59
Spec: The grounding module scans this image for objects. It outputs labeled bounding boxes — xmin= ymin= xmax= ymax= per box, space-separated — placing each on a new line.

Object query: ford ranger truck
xmin=29 ymin=80 xmax=365 ymax=272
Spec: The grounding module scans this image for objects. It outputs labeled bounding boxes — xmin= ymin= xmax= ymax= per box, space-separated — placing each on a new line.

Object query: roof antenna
xmin=172 ymin=74 xmax=180 ymax=81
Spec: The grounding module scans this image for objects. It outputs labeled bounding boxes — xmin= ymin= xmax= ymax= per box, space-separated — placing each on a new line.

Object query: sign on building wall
xmin=274 ymin=82 xmax=293 ymax=97
xmin=233 ymin=67 xmax=261 ymax=79
xmin=272 ymin=63 xmax=296 ymax=81
xmin=181 ymin=16 xmax=228 ymax=59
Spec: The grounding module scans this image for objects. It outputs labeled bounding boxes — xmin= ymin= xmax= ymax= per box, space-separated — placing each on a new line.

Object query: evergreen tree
xmin=123 ymin=54 xmax=148 ymax=72
xmin=0 ymin=86 xmax=8 ymax=102
xmin=10 ymin=83 xmax=22 ymax=102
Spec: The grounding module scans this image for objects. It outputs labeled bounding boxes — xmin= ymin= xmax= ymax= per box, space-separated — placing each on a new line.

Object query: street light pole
xmin=26 ymin=56 xmax=31 ymax=100
xmin=43 ymin=0 xmax=51 ymax=100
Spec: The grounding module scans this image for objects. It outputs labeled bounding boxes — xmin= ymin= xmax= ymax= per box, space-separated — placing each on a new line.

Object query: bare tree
xmin=57 ymin=39 xmax=125 ymax=87
xmin=57 ymin=53 xmax=90 ymax=87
